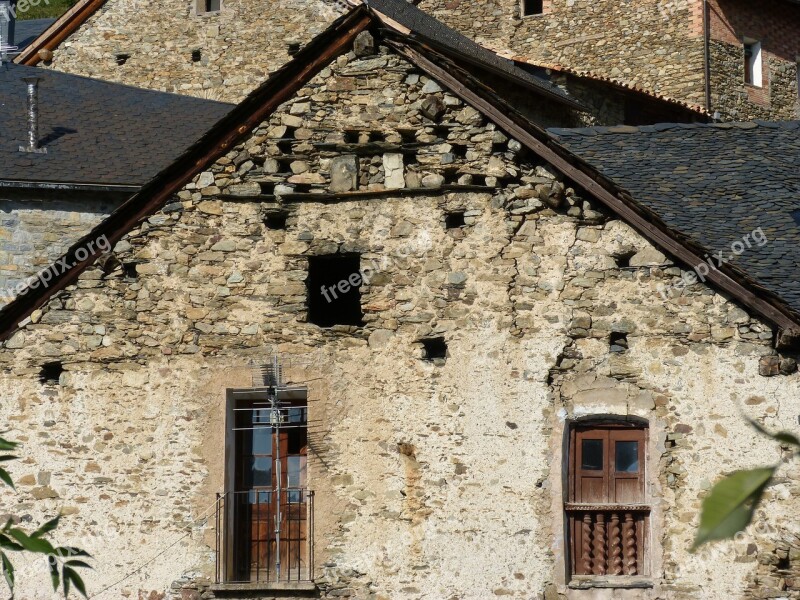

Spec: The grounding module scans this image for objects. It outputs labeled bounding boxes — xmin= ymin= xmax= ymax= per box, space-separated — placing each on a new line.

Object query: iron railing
xmin=215 ymin=489 xmax=314 ymax=584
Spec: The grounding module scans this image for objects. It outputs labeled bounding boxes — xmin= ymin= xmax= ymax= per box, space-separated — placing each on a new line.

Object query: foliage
xmin=692 ymin=420 xmax=800 ymax=551
xmin=0 ymin=436 xmax=91 ymax=597
xmin=16 ymin=0 xmax=78 ymax=21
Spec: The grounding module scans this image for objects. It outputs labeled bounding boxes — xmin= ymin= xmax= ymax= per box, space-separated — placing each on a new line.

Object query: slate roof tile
xmin=549 ymin=121 xmax=800 ymax=313
xmin=0 ymin=62 xmax=234 ymax=187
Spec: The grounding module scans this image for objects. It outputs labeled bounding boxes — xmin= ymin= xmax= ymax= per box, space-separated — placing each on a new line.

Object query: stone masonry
xmin=1 ymin=34 xmax=799 ymax=600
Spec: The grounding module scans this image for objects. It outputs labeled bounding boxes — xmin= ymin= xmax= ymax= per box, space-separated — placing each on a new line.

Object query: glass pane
xmin=251 ymin=457 xmax=273 ymax=486
xmin=287 ymin=455 xmax=307 ymax=489
xmin=252 ymin=408 xmax=270 ymax=425
xmin=252 ymin=427 xmax=272 ymax=455
xmin=581 ymin=439 xmax=603 ymax=470
xmin=615 ymin=441 xmax=639 ymax=472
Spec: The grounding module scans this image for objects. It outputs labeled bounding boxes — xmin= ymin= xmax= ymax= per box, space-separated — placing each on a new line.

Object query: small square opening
xmin=420 ymin=337 xmax=447 ymax=361
xmin=39 ymin=362 xmax=63 ymax=385
xmin=264 ymin=212 xmax=288 ymax=230
xmin=610 ymin=332 xmax=628 ymax=353
xmin=522 ymin=0 xmax=543 ymax=16
xmin=307 ymin=254 xmax=364 ymax=327
xmin=191 ymin=49 xmax=202 ymax=62
xmin=445 ymin=211 xmax=466 ymax=229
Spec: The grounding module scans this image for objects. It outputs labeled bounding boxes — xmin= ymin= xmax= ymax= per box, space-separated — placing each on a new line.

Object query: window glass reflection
xmin=615 ymin=441 xmax=639 ymax=472
xmin=581 ymin=439 xmax=603 ymax=470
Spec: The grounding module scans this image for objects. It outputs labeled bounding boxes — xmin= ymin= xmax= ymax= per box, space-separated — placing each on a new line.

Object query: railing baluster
xmin=609 ymin=512 xmax=622 ymax=575
xmin=623 ymin=512 xmax=637 ymax=575
xmin=581 ymin=513 xmax=592 ymax=575
xmin=592 ymin=513 xmax=607 ymax=575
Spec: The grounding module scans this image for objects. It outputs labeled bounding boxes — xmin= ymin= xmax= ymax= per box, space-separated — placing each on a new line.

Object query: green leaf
xmin=0 ymin=456 xmax=18 ymax=463
xmin=692 ymin=466 xmax=775 ymax=551
xmin=0 ymin=439 xmax=18 ymax=452
xmin=64 ymin=566 xmax=87 ymax=598
xmin=55 ymin=547 xmax=91 ymax=559
xmin=746 ymin=418 xmax=800 ymax=449
xmin=6 ymin=529 xmax=54 ymax=555
xmin=0 ymin=468 xmax=15 ymax=490
xmin=31 ymin=515 xmax=60 ymax=539
xmin=0 ymin=534 xmax=24 ymax=552
xmin=62 ymin=566 xmax=71 ymax=598
xmin=0 ymin=551 xmax=14 ymax=593
xmin=64 ymin=560 xmax=91 ymax=570
xmin=48 ymin=556 xmax=59 ymax=592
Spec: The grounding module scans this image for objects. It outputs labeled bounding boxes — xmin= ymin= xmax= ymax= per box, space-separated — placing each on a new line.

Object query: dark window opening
xmin=276 ymin=139 xmax=294 ymax=154
xmin=260 ymin=182 xmax=276 ymax=196
xmin=522 ymin=0 xmax=543 ymax=16
xmin=205 ymin=0 xmax=220 ymax=11
xmin=450 ymin=144 xmax=468 ymax=158
xmin=39 ymin=362 xmax=63 ymax=385
xmin=307 ymin=254 xmax=364 ymax=327
xmin=610 ymin=332 xmax=628 ymax=353
xmin=343 ymin=130 xmax=360 ymax=144
xmin=123 ymin=263 xmax=138 ymax=279
xmin=613 ymin=249 xmax=637 ymax=268
xmin=264 ymin=212 xmax=288 ymax=230
xmin=445 ymin=211 xmax=466 ymax=229
xmin=368 ymin=131 xmax=385 ymax=143
xmin=777 ymin=556 xmax=791 ymax=571
xmin=420 ymin=337 xmax=447 ymax=361
xmin=791 ymin=209 xmax=800 ymax=226
xmin=191 ymin=49 xmax=202 ymax=62
xmin=115 ymin=53 xmax=130 ymax=66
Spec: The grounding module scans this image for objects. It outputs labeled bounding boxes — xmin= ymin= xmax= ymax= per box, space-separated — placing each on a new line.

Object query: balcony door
xmin=224 ymin=389 xmax=308 ymax=583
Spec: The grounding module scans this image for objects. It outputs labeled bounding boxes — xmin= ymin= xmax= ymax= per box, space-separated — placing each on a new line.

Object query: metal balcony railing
xmin=215 ymin=489 xmax=314 ymax=584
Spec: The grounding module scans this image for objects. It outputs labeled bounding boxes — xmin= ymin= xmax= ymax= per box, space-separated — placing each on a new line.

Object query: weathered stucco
xmin=1 ymin=37 xmax=799 ymax=600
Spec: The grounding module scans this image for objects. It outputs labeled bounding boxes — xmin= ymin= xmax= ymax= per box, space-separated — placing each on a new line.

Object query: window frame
xmin=743 ymin=39 xmax=763 ymax=87
xmin=565 ymin=421 xmax=649 ymax=579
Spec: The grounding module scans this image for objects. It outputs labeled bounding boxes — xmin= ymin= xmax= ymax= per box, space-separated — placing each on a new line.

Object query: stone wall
xmin=0 ymin=194 xmax=123 ymax=306
xmin=42 ymin=0 xmax=347 ymax=103
xmin=1 ymin=36 xmax=799 ymax=600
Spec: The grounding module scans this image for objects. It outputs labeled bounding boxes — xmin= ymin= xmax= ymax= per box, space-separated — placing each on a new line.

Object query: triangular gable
xmin=2 ymin=3 xmax=799 ymax=344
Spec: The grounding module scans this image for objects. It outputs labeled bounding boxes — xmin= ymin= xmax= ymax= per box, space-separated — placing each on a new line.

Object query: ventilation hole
xmin=343 ymin=131 xmax=360 ymax=144
xmin=260 ymin=182 xmax=276 ymax=195
xmin=191 ymin=49 xmax=202 ymax=62
xmin=610 ymin=332 xmax=628 ymax=353
xmin=287 ymin=42 xmax=301 ymax=56
xmin=39 ymin=362 xmax=63 ymax=385
xmin=307 ymin=254 xmax=364 ymax=327
xmin=472 ymin=175 xmax=486 ymax=186
xmin=276 ymin=139 xmax=294 ymax=154
xmin=276 ymin=158 xmax=294 ymax=173
xmin=613 ymin=250 xmax=637 ymax=268
xmin=123 ymin=263 xmax=138 ymax=279
xmin=115 ymin=53 xmax=130 ymax=66
xmin=368 ymin=131 xmax=385 ymax=143
xmin=293 ymin=183 xmax=313 ymax=194
xmin=777 ymin=556 xmax=791 ymax=571
xmin=445 ymin=210 xmax=466 ymax=229
xmin=420 ymin=337 xmax=447 ymax=361
xmin=450 ymin=144 xmax=468 ymax=158
xmin=264 ymin=212 xmax=288 ymax=230
xmin=398 ymin=129 xmax=417 ymax=144
xmin=791 ymin=210 xmax=800 ymax=226
xmin=522 ymin=0 xmax=543 ymax=15
xmin=404 ymin=152 xmax=420 ymax=166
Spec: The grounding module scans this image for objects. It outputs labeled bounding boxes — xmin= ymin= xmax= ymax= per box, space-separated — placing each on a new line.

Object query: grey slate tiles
xmin=0 ymin=62 xmax=234 ymax=187
xmin=549 ymin=121 xmax=800 ymax=313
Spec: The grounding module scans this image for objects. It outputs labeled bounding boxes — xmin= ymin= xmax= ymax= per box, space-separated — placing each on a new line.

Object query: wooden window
xmin=566 ymin=423 xmax=649 ymax=578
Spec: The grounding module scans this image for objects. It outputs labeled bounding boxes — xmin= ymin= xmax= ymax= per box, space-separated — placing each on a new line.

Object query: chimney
xmin=19 ymin=76 xmax=47 ymax=154
xmin=0 ymin=0 xmax=15 ymax=63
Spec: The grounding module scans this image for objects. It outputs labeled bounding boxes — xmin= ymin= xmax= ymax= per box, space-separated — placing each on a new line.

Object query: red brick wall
xmin=706 ymin=0 xmax=800 ymax=61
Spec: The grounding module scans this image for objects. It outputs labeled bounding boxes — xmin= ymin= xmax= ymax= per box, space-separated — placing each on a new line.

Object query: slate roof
xmin=549 ymin=121 xmax=800 ymax=313
xmin=366 ymin=0 xmax=583 ymax=110
xmin=0 ymin=62 xmax=234 ymax=187
xmin=14 ymin=18 xmax=56 ymax=50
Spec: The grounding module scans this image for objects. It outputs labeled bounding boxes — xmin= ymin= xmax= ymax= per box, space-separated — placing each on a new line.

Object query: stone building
xmin=416 ymin=0 xmax=800 ymax=121
xmin=14 ymin=0 xmax=716 ymax=123
xmin=0 ymin=5 xmax=799 ymax=600
xmin=0 ymin=61 xmax=232 ymax=304
xmin=15 ymin=0 xmax=800 ymax=121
